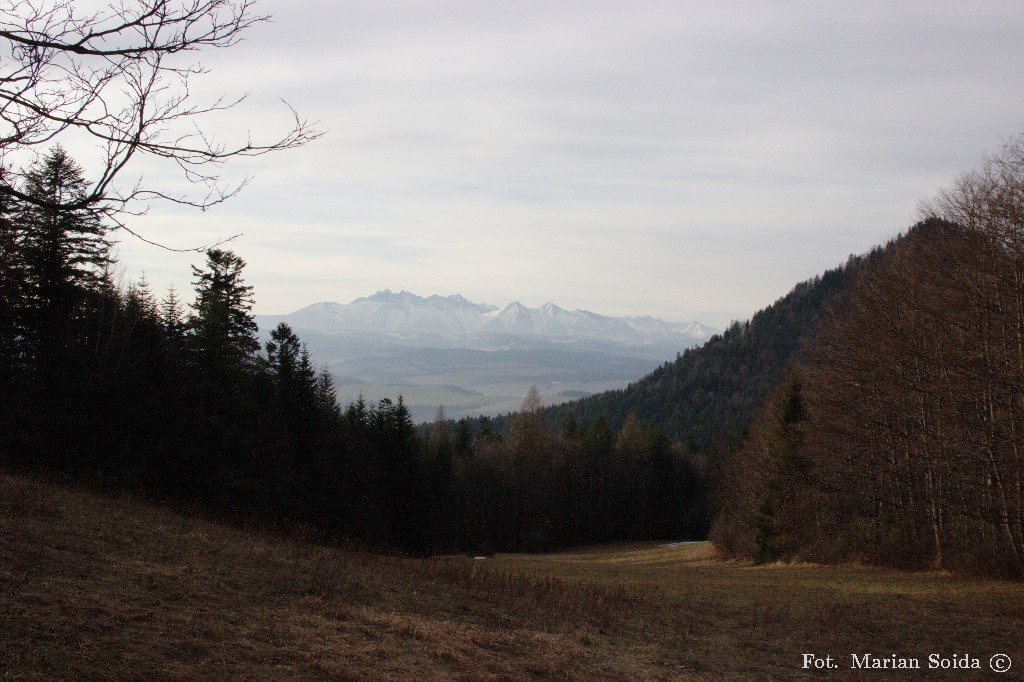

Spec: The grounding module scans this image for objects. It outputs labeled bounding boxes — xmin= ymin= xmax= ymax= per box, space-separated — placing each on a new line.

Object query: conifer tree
xmin=315 ymin=369 xmax=340 ymax=418
xmin=266 ymin=323 xmax=304 ymax=393
xmin=160 ymin=286 xmax=187 ymax=343
xmin=0 ymin=189 xmax=25 ymax=379
xmin=265 ymin=322 xmax=321 ymax=469
xmin=0 ymin=189 xmax=25 ymax=462
xmin=184 ymin=248 xmax=262 ymax=502
xmin=372 ymin=396 xmax=426 ymax=550
xmin=188 ymin=248 xmax=259 ymax=370
xmin=128 ymin=273 xmax=159 ymax=321
xmin=18 ymin=146 xmax=111 ymax=376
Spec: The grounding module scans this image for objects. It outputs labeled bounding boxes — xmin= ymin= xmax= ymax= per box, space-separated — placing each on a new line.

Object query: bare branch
xmin=107 ymin=210 xmax=241 ymax=252
xmin=0 ymin=0 xmax=323 ymax=227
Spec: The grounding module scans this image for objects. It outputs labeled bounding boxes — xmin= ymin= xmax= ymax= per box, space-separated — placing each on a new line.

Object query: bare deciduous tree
xmin=710 ymin=136 xmax=1024 ymax=576
xmin=0 ymin=0 xmax=321 ymax=246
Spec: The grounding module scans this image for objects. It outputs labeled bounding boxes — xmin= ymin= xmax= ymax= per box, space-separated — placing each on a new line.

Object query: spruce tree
xmin=7 ymin=146 xmax=113 ymax=467
xmin=18 ymin=146 xmax=111 ymax=376
xmin=0 ymin=188 xmax=25 ymax=463
xmin=0 ymin=189 xmax=25 ymax=378
xmin=188 ymin=248 xmax=260 ymax=372
xmin=185 ymin=248 xmax=261 ymax=503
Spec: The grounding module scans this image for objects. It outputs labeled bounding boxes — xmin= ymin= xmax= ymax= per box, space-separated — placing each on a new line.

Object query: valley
xmin=3 ymin=5 xmax=1023 ymax=679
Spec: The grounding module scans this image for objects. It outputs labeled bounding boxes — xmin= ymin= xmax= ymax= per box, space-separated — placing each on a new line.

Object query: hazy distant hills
xmin=256 ymin=290 xmax=716 ymax=422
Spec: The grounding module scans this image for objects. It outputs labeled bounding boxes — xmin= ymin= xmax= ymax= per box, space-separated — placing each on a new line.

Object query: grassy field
xmin=1 ymin=472 xmax=1022 ymax=680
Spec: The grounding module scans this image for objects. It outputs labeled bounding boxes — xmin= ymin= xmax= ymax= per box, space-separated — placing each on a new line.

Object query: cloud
xmin=114 ymin=1 xmax=1024 ymax=327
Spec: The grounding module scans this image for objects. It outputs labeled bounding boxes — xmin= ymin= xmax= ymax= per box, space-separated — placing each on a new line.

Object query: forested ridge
xmin=712 ymin=139 xmax=1024 ymax=579
xmin=470 ymin=136 xmax=1024 ymax=579
xmin=542 ymin=262 xmax=851 ymax=450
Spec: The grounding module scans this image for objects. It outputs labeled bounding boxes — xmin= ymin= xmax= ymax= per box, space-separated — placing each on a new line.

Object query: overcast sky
xmin=113 ymin=1 xmax=1024 ymax=327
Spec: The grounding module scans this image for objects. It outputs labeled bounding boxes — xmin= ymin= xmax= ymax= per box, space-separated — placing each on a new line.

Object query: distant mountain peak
xmin=267 ymin=291 xmax=717 ymax=344
xmin=353 ymin=289 xmax=422 ymax=305
xmin=351 ymin=290 xmax=498 ymax=314
xmin=253 ymin=291 xmax=721 ymax=421
xmin=540 ymin=302 xmax=564 ymax=315
xmin=426 ymin=293 xmax=498 ymax=313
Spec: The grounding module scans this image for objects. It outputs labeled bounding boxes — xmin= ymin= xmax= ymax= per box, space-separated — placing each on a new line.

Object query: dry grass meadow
xmin=1 ymin=472 xmax=1022 ymax=680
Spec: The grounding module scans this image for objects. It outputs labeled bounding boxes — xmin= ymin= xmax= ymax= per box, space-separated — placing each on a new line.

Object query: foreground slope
xmin=0 ymin=474 xmax=674 ymax=680
xmin=2 ymin=473 xmax=1022 ymax=680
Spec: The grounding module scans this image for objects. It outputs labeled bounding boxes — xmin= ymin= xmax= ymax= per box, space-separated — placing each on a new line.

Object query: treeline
xmin=433 ymin=392 xmax=703 ymax=552
xmin=713 ymin=139 xmax=1024 ymax=579
xmin=0 ymin=146 xmax=703 ymax=553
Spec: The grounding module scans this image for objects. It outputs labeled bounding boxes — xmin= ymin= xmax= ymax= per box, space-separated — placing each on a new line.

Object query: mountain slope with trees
xmin=543 ymin=261 xmax=854 ymax=450
xmin=712 ymin=137 xmax=1024 ymax=578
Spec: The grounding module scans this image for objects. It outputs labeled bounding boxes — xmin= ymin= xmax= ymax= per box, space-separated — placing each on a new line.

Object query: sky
xmin=110 ymin=0 xmax=1024 ymax=328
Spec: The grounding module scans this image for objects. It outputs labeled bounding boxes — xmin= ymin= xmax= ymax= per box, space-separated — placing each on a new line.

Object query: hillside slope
xmin=0 ymin=473 xmax=682 ymax=680
xmin=544 ymin=262 xmax=853 ymax=447
xmin=3 ymin=472 xmax=1023 ymax=680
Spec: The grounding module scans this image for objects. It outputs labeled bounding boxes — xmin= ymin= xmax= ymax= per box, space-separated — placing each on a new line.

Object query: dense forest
xmin=711 ymin=139 xmax=1024 ymax=579
xmin=0 ymin=146 xmax=701 ymax=554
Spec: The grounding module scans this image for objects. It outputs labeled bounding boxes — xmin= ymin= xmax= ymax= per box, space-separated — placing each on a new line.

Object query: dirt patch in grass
xmin=1 ymin=473 xmax=1022 ymax=680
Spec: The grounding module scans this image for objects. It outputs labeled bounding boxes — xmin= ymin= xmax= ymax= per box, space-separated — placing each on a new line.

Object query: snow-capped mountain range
xmin=273 ymin=290 xmax=715 ymax=345
xmin=255 ymin=291 xmax=718 ymax=422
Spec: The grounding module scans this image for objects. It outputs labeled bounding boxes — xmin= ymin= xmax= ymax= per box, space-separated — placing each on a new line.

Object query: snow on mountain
xmin=483 ymin=301 xmax=641 ymax=341
xmin=269 ymin=291 xmax=716 ymax=346
xmin=281 ymin=290 xmax=498 ymax=336
xmin=621 ymin=316 xmax=716 ymax=341
xmin=256 ymin=292 xmax=719 ymax=421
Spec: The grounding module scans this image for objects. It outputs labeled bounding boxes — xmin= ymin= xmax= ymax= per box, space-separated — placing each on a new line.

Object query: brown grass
xmin=1 ymin=473 xmax=1022 ymax=680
